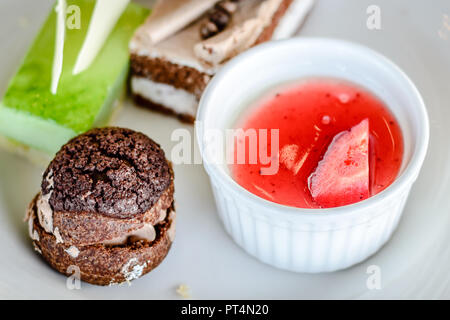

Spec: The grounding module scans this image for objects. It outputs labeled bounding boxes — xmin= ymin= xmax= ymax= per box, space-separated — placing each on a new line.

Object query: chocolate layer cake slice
xmin=130 ymin=0 xmax=315 ymax=123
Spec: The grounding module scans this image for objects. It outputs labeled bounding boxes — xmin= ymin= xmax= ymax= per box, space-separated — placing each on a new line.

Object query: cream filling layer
xmin=36 ymin=196 xmax=168 ymax=246
xmin=36 ymin=191 xmax=64 ymax=244
xmin=103 ymin=221 xmax=157 ymax=245
xmin=37 ymin=192 xmax=54 ymax=233
xmin=36 ymin=171 xmax=55 ymax=236
xmin=36 ymin=190 xmax=169 ymax=246
xmin=132 ymin=76 xmax=198 ymax=117
xmin=103 ymin=201 xmax=170 ymax=245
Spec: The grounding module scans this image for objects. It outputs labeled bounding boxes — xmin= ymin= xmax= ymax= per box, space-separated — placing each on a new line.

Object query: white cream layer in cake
xmin=132 ymin=77 xmax=199 ymax=118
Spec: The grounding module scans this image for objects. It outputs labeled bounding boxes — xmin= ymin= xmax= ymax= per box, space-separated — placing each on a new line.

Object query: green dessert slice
xmin=0 ymin=0 xmax=149 ymax=158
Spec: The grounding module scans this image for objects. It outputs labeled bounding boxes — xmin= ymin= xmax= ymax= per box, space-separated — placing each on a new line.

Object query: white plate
xmin=0 ymin=0 xmax=449 ymax=299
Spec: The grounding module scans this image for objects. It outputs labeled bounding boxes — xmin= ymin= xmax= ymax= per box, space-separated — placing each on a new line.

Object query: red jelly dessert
xmin=230 ymin=78 xmax=404 ymax=209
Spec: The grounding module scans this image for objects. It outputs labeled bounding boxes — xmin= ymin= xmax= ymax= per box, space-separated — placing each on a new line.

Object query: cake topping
xmin=43 ymin=127 xmax=172 ymax=218
xmin=200 ymin=1 xmax=240 ymax=40
xmin=136 ymin=0 xmax=220 ymax=46
xmin=308 ymin=119 xmax=370 ymax=208
xmin=73 ymin=0 xmax=130 ymax=75
xmin=194 ymin=0 xmax=283 ymax=66
xmin=51 ymin=0 xmax=66 ymax=94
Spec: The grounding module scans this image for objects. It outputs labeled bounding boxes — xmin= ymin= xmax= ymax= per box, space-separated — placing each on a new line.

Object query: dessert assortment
xmin=231 ymin=79 xmax=404 ymax=208
xmin=0 ymin=0 xmax=430 ymax=284
xmin=0 ymin=0 xmax=315 ymax=285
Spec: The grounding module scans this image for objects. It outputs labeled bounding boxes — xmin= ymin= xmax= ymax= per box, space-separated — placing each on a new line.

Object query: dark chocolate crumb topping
xmin=42 ymin=127 xmax=172 ymax=219
xmin=200 ymin=0 xmax=240 ymax=40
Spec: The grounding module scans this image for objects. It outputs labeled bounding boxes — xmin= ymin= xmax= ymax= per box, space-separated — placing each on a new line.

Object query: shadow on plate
xmin=0 ymin=150 xmax=43 ymax=246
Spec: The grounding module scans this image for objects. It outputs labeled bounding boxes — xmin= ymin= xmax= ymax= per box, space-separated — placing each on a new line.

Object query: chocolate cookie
xmin=26 ymin=127 xmax=175 ymax=286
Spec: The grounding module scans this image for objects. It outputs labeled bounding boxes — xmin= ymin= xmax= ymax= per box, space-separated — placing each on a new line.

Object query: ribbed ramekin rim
xmin=196 ymin=37 xmax=430 ymax=220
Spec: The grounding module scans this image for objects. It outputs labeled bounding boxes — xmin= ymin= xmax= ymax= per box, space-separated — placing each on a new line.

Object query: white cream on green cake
xmin=51 ymin=0 xmax=67 ymax=95
xmin=0 ymin=0 xmax=149 ymax=161
xmin=73 ymin=0 xmax=131 ymax=75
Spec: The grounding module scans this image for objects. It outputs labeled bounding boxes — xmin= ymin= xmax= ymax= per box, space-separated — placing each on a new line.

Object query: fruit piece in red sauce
xmin=308 ymin=119 xmax=370 ymax=208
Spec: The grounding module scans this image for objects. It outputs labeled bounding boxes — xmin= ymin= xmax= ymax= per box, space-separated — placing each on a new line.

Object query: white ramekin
xmin=196 ymin=38 xmax=429 ymax=273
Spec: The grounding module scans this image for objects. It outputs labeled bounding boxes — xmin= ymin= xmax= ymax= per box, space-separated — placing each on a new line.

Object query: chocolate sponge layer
xmin=130 ymin=55 xmax=211 ymax=98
